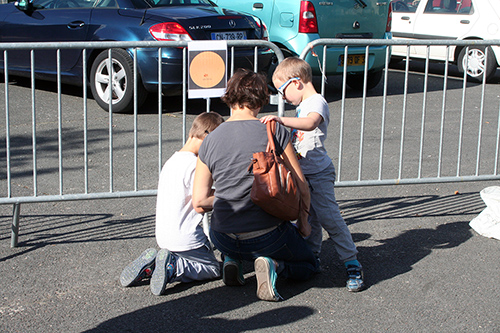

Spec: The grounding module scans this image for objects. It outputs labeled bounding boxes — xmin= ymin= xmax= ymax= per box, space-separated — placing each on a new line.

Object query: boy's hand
xmin=260 ymin=115 xmax=282 ymax=124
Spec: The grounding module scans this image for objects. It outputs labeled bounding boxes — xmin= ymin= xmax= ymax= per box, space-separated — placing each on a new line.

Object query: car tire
xmin=90 ymin=49 xmax=147 ymax=113
xmin=346 ymin=70 xmax=383 ymax=91
xmin=457 ymin=46 xmax=497 ymax=83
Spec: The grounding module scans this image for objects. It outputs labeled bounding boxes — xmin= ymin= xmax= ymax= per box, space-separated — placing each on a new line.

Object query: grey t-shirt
xmin=199 ymin=119 xmax=291 ymax=233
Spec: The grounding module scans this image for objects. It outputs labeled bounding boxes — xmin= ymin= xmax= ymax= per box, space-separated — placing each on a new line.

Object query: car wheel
xmin=90 ymin=49 xmax=147 ymax=113
xmin=457 ymin=46 xmax=497 ymax=83
xmin=346 ymin=70 xmax=383 ymax=91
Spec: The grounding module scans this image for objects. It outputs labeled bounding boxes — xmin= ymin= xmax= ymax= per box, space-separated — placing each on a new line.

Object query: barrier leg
xmin=11 ymin=203 xmax=20 ymax=248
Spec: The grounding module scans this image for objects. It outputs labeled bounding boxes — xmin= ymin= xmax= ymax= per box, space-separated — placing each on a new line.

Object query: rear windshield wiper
xmin=354 ymin=0 xmax=367 ymax=8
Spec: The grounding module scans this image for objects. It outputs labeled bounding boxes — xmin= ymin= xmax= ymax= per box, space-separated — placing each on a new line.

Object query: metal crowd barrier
xmin=0 ymin=40 xmax=283 ymax=247
xmin=2 ymin=38 xmax=500 ymax=247
xmin=300 ymin=39 xmax=500 ymax=187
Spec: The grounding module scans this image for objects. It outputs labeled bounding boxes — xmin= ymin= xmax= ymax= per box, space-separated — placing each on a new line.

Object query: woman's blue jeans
xmin=210 ymin=221 xmax=319 ymax=281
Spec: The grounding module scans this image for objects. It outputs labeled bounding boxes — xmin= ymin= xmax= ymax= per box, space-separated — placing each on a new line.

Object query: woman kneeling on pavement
xmin=192 ymin=68 xmax=319 ymax=302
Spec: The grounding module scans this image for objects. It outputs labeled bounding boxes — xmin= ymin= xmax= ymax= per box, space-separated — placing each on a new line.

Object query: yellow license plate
xmin=339 ymin=54 xmax=365 ymax=66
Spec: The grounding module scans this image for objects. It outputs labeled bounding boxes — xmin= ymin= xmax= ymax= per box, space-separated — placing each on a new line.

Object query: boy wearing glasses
xmin=120 ymin=112 xmax=224 ymax=295
xmin=261 ymin=57 xmax=365 ymax=292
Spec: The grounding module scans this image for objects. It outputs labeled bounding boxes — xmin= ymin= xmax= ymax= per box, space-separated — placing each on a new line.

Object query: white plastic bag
xmin=469 ymin=186 xmax=500 ymax=240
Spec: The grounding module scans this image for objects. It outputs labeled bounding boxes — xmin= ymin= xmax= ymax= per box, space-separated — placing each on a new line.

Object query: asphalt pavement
xmin=1 ymin=180 xmax=500 ymax=332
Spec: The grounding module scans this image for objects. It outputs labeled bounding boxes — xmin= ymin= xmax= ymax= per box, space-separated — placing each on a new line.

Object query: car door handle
xmin=460 ymin=20 xmax=470 ymax=24
xmin=253 ymin=3 xmax=263 ymax=9
xmin=402 ymin=16 xmax=410 ymax=20
xmin=68 ymin=21 xmax=85 ymax=29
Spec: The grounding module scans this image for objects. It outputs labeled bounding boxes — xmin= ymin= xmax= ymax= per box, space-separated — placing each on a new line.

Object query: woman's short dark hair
xmin=221 ymin=68 xmax=269 ymax=111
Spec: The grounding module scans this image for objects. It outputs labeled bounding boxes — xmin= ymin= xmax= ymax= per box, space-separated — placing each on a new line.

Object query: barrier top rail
xmin=300 ymin=38 xmax=500 ymax=58
xmin=0 ymin=40 xmax=284 ymax=60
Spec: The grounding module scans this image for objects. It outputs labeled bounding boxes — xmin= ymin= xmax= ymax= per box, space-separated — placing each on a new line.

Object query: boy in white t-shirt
xmin=261 ymin=57 xmax=365 ymax=292
xmin=120 ymin=112 xmax=224 ymax=296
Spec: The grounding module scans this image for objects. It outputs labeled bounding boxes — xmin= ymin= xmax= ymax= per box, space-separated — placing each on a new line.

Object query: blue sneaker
xmin=120 ymin=248 xmax=157 ymax=287
xmin=346 ymin=264 xmax=365 ymax=292
xmin=254 ymin=257 xmax=282 ymax=301
xmin=150 ymin=249 xmax=176 ymax=296
xmin=223 ymin=256 xmax=245 ymax=286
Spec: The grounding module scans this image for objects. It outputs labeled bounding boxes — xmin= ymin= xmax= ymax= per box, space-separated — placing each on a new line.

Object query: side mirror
xmin=15 ymin=0 xmax=33 ymax=11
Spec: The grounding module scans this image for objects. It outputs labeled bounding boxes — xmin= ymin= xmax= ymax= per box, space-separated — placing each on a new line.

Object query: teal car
xmin=212 ymin=0 xmax=392 ymax=90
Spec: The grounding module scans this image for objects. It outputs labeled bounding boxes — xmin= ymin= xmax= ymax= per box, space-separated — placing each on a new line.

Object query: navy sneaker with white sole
xmin=223 ymin=256 xmax=245 ymax=286
xmin=150 ymin=249 xmax=177 ymax=296
xmin=120 ymin=248 xmax=157 ymax=287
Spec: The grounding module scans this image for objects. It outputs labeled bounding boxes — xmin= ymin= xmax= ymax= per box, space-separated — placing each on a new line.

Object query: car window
xmin=32 ymin=0 xmax=97 ymax=9
xmin=424 ymin=0 xmax=474 ymax=14
xmin=94 ymin=0 xmax=117 ymax=7
xmin=391 ymin=0 xmax=419 ymax=12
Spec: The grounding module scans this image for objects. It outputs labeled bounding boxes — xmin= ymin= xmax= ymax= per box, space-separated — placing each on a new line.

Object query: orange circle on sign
xmin=189 ymin=51 xmax=225 ymax=89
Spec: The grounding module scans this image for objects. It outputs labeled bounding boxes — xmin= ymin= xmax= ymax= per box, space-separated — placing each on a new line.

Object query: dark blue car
xmin=0 ymin=0 xmax=271 ymax=112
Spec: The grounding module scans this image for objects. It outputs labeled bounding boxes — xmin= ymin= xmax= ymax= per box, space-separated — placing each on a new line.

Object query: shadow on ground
xmin=0 ymin=191 xmax=484 ymax=332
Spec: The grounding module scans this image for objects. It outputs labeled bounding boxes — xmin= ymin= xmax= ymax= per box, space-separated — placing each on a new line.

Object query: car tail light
xmin=386 ymin=2 xmax=392 ymax=32
xmin=149 ymin=22 xmax=193 ymax=41
xmin=253 ymin=17 xmax=269 ymax=40
xmin=299 ymin=1 xmax=318 ymax=34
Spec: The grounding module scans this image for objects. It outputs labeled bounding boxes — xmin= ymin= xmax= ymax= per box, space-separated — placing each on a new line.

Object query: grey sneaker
xmin=223 ymin=256 xmax=245 ymax=286
xmin=120 ymin=248 xmax=157 ymax=287
xmin=254 ymin=257 xmax=282 ymax=302
xmin=150 ymin=249 xmax=176 ymax=296
xmin=346 ymin=264 xmax=365 ymax=292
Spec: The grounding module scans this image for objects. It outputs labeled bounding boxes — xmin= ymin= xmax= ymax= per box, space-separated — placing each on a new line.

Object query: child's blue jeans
xmin=305 ymin=162 xmax=358 ymax=262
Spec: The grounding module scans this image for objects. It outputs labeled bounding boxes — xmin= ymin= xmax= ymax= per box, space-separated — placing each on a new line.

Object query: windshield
xmin=143 ymin=0 xmax=214 ymax=7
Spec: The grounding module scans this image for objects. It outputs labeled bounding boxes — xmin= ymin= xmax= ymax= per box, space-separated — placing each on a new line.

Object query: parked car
xmin=391 ymin=0 xmax=500 ymax=82
xmin=0 ymin=0 xmax=271 ymax=112
xmin=211 ymin=0 xmax=393 ymax=91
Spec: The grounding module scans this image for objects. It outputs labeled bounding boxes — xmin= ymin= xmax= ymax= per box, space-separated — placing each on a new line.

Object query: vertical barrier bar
xmin=418 ymin=46 xmax=430 ymax=179
xmin=83 ymin=49 xmax=89 ymax=194
xmin=182 ymin=47 xmax=187 ymax=144
xmin=230 ymin=46 xmax=235 ymax=76
xmin=457 ymin=47 xmax=469 ymax=177
xmin=495 ymin=100 xmax=500 ymax=175
xmin=337 ymin=45 xmax=348 ymax=181
xmin=108 ymin=49 xmax=114 ymax=192
xmin=57 ymin=49 xmax=63 ymax=195
xmin=31 ymin=50 xmax=37 ymax=196
xmin=158 ymin=47 xmax=163 ymax=175
xmin=475 ymin=47 xmax=488 ymax=176
xmin=254 ymin=46 xmax=258 ymax=73
xmin=399 ymin=46 xmax=410 ymax=180
xmin=133 ymin=48 xmax=138 ymax=191
xmin=11 ymin=203 xmax=20 ymax=248
xmin=378 ymin=46 xmax=390 ymax=180
xmin=437 ymin=46 xmax=450 ymax=178
xmin=4 ymin=51 xmax=11 ymax=198
xmin=357 ymin=46 xmax=370 ymax=181
xmin=321 ymin=46 xmax=327 ymax=96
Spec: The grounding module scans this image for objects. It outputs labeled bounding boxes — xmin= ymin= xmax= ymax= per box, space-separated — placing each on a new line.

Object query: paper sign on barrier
xmin=188 ymin=41 xmax=227 ymax=99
